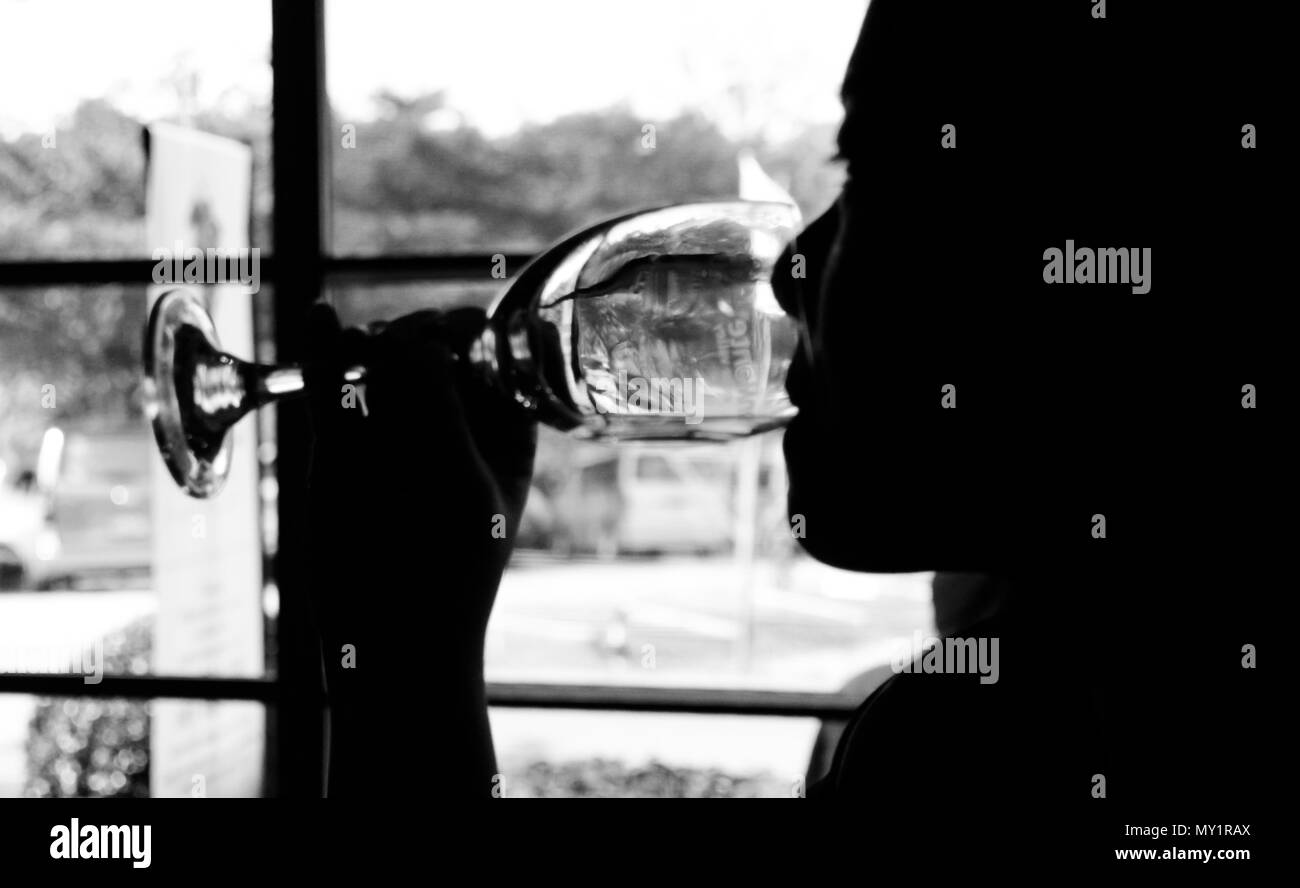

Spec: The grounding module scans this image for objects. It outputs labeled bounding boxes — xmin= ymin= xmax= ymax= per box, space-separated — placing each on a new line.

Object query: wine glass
xmin=144 ymin=200 xmax=802 ymax=498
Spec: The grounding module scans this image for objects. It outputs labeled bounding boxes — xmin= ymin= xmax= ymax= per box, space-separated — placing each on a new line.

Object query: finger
xmin=363 ymin=308 xmax=536 ymax=521
xmin=304 ymin=303 xmax=342 ymax=375
xmin=439 ymin=306 xmax=489 ymax=354
xmin=305 ymin=304 xmax=370 ymax=432
xmin=374 ymin=307 xmax=534 ymax=473
xmin=303 ymin=303 xmax=343 ymax=415
xmin=365 ymin=311 xmax=483 ymax=466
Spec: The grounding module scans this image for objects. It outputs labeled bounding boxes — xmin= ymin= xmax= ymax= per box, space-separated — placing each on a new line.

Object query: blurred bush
xmin=507 ymin=757 xmax=789 ymax=798
xmin=22 ymin=616 xmax=152 ymax=798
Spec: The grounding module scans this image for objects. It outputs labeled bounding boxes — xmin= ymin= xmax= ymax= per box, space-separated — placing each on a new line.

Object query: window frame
xmin=0 ymin=0 xmax=860 ymax=798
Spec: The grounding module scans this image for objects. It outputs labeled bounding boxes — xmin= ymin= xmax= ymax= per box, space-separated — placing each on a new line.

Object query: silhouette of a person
xmin=302 ymin=1 xmax=1273 ymax=831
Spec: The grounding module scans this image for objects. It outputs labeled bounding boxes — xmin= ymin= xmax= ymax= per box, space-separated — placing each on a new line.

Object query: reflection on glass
xmin=525 ymin=201 xmax=799 ymax=439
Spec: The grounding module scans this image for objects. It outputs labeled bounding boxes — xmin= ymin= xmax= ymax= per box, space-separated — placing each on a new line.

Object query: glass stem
xmin=251 ymin=362 xmax=369 ymax=408
xmin=258 ymin=365 xmax=306 ymax=398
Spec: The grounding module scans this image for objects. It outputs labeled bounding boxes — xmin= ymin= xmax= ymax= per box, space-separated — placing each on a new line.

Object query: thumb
xmin=304 ymin=303 xmax=369 ymax=434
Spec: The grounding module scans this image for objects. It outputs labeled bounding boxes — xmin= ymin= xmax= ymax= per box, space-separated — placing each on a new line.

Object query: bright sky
xmin=0 ymin=0 xmax=866 ymax=142
xmin=0 ymin=0 xmax=272 ymax=139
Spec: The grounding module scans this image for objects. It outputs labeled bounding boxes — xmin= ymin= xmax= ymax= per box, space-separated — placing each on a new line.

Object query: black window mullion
xmin=322 ymin=253 xmax=533 ymax=284
xmin=0 ymin=259 xmax=166 ymax=286
xmin=0 ymin=672 xmax=863 ymax=719
xmin=0 ymin=674 xmax=285 ymax=702
xmin=268 ymin=0 xmax=330 ymax=800
xmin=0 ymin=255 xmax=547 ymax=288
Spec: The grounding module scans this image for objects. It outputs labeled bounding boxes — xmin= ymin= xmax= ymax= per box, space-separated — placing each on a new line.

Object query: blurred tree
xmin=0 ymin=100 xmax=145 ymax=259
xmin=0 ymin=286 xmax=143 ymax=470
xmin=0 ymin=89 xmax=841 ymax=465
xmin=329 ymin=92 xmax=839 ymax=255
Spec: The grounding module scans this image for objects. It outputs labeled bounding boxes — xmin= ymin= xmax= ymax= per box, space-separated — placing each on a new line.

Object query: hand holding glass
xmin=143 ymin=201 xmax=802 ymax=497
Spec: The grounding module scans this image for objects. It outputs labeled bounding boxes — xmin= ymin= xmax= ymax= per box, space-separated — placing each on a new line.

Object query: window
xmin=325 ymin=0 xmax=864 ymax=255
xmin=0 ymin=1 xmax=277 ymax=797
xmin=0 ymin=0 xmax=921 ymax=799
xmin=0 ymin=0 xmax=273 ymax=259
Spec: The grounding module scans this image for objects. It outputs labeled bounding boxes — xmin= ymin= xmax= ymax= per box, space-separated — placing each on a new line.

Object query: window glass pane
xmin=0 ymin=287 xmax=275 ymax=679
xmin=0 ymin=0 xmax=272 ymax=259
xmin=490 ymin=709 xmax=817 ymax=798
xmin=327 ymin=278 xmax=502 ymax=327
xmin=326 ymin=0 xmax=866 ymax=255
xmin=491 ymin=430 xmax=934 ymax=692
xmin=322 ymin=282 xmax=937 ymax=698
xmin=0 ymin=694 xmax=265 ymax=798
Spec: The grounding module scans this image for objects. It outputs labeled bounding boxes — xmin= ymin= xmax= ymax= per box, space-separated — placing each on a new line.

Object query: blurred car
xmin=553 ymin=446 xmax=733 ymax=557
xmin=31 ymin=426 xmax=153 ymax=588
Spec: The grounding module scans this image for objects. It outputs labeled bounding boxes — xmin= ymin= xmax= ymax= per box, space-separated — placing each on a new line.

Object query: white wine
xmin=555 ymin=253 xmax=795 ymax=440
xmin=486 ymin=201 xmax=800 ymax=442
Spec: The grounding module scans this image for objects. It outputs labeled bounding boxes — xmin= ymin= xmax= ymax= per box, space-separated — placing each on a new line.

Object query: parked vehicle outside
xmin=552 ymin=445 xmax=733 ymax=557
xmin=29 ymin=426 xmax=153 ymax=589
